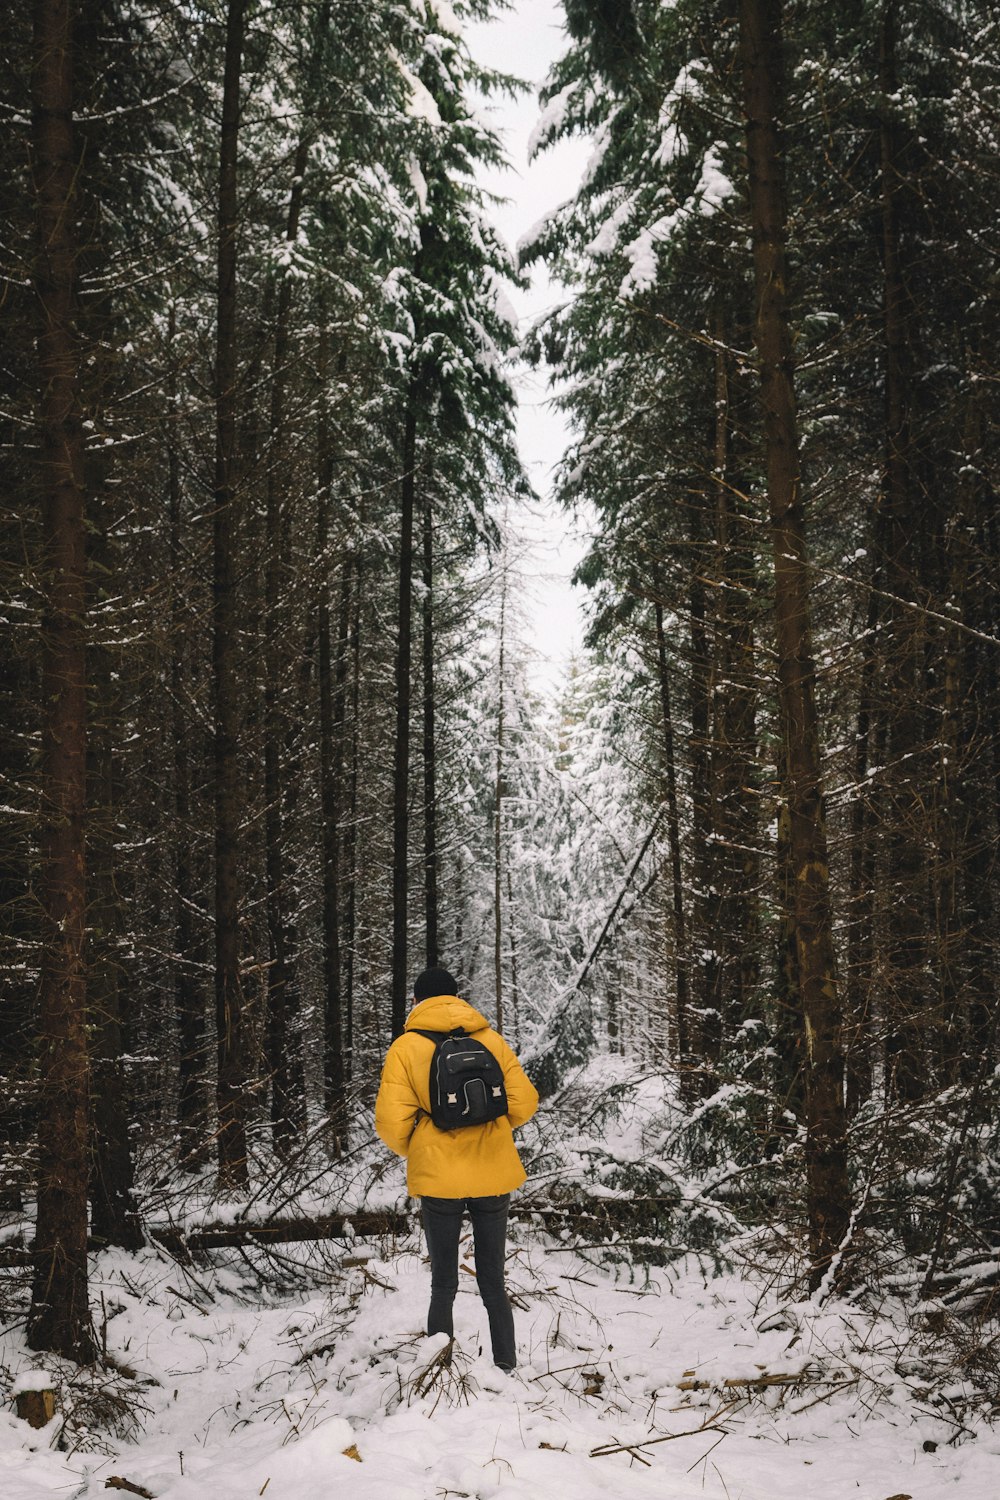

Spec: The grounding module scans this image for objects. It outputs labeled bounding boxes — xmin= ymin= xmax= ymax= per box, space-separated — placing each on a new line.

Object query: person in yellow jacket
xmin=375 ymin=966 xmax=538 ymax=1370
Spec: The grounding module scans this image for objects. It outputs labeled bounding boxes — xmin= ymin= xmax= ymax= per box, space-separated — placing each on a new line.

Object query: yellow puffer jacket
xmin=375 ymin=995 xmax=539 ymax=1198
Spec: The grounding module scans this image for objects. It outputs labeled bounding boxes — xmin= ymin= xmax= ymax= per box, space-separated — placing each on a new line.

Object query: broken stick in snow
xmin=676 ymin=1372 xmax=830 ymax=1392
xmin=590 ymin=1423 xmax=729 ymax=1458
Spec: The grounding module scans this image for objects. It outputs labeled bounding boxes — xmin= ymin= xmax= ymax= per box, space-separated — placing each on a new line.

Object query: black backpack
xmin=413 ymin=1027 xmax=509 ymax=1131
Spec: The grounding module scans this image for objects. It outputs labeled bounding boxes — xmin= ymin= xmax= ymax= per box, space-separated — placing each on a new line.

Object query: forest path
xmin=2 ymin=1234 xmax=995 ymax=1500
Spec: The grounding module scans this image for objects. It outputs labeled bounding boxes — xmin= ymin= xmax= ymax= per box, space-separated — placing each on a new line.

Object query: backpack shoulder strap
xmin=412 ymin=1028 xmax=451 ymax=1043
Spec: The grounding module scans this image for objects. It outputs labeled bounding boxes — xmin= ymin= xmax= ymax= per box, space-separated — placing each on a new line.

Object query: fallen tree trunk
xmin=154 ymin=1198 xmax=673 ymax=1254
xmin=150 ymin=1210 xmax=409 ymax=1257
xmin=1 ymin=1197 xmax=687 ymax=1269
xmin=0 ymin=1211 xmax=411 ymax=1267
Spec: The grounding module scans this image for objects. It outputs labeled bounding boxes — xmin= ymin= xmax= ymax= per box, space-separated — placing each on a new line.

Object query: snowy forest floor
xmin=3 ymin=1219 xmax=1000 ymax=1500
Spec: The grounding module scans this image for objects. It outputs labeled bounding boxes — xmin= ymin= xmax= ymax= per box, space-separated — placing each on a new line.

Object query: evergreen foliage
xmin=526 ymin=0 xmax=1000 ymax=1289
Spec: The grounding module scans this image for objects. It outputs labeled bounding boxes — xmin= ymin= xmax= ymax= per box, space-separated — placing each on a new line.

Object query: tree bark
xmin=844 ymin=567 xmax=880 ymax=1116
xmin=167 ymin=305 xmax=210 ymax=1165
xmin=739 ymin=0 xmax=851 ymax=1284
xmin=688 ymin=493 xmax=719 ymax=1089
xmin=493 ymin=577 xmax=507 ymax=1032
xmin=88 ymin=612 xmax=141 ymax=1251
xmin=772 ymin=781 xmax=803 ymax=1125
xmin=318 ymin=560 xmax=348 ymax=1145
xmin=213 ymin=0 xmax=249 ymax=1190
xmin=422 ymin=493 xmax=440 ymax=968
xmin=316 ymin=319 xmax=347 ymax=1144
xmin=264 ymin=139 xmax=309 ymax=1157
xmin=654 ymin=602 xmax=689 ymax=1077
xmin=344 ymin=549 xmax=362 ymax=1080
xmin=877 ymin=0 xmax=927 ymax=1103
xmin=506 ymin=862 xmax=521 ymax=1051
xmin=712 ymin=308 xmax=760 ymax=1034
xmin=27 ymin=0 xmax=95 ymax=1361
xmin=391 ymin=391 xmax=418 ymax=1037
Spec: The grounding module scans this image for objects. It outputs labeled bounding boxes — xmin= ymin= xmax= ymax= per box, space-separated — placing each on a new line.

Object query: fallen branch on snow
xmin=676 ymin=1372 xmax=844 ymax=1392
xmin=149 ymin=1211 xmax=409 ymax=1258
xmin=590 ymin=1422 xmax=730 ymax=1458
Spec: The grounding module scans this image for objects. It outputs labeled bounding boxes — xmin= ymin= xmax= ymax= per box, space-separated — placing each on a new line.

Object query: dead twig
xmin=686 ymin=1432 xmax=728 ymax=1475
xmin=410 ymin=1341 xmax=455 ymax=1400
xmin=790 ymin=1378 xmax=859 ymax=1415
xmin=590 ymin=1421 xmax=730 ymax=1458
xmin=165 ymin=1285 xmax=209 ymax=1317
xmin=532 ymin=1358 xmax=610 ymax=1381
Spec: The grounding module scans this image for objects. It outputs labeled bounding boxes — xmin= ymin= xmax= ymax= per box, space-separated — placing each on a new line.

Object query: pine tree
xmin=737 ymin=0 xmax=850 ymax=1282
xmin=27 ymin=0 xmax=94 ymax=1362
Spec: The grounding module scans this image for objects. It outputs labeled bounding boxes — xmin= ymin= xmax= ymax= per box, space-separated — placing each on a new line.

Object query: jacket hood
xmin=405 ymin=995 xmax=491 ymax=1035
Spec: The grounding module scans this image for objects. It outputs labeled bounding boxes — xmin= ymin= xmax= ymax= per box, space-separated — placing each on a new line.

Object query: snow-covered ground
xmin=3 ymin=1222 xmax=998 ymax=1500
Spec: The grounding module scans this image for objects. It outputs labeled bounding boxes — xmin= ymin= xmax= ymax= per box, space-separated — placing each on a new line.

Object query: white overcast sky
xmin=464 ymin=0 xmax=594 ymax=693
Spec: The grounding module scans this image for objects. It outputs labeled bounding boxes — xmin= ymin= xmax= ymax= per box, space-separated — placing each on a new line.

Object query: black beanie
xmin=413 ymin=967 xmax=458 ymax=1001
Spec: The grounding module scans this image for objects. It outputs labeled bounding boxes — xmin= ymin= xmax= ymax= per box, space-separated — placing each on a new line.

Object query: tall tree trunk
xmin=936 ymin=526 xmax=965 ymax=1086
xmin=319 ymin=562 xmax=348 ymax=1146
xmin=422 ymin=494 xmax=439 ymax=968
xmin=391 ymin=392 xmax=418 ymax=1037
xmin=844 ymin=563 xmax=881 ymax=1117
xmin=264 ymin=140 xmax=308 ymax=1157
xmin=709 ymin=304 xmax=760 ymax=1046
xmin=654 ymin=601 xmax=689 ymax=1081
xmin=494 ymin=579 xmax=507 ymax=1033
xmin=712 ymin=305 xmax=760 ymax=1033
xmin=877 ymin=0 xmax=927 ymax=1103
xmin=344 ymin=550 xmax=362 ymax=1080
xmin=506 ymin=862 xmax=521 ymax=1051
xmin=772 ymin=787 xmax=804 ymax=1125
xmin=316 ymin=319 xmax=347 ymax=1145
xmin=27 ymin=0 xmax=95 ymax=1361
xmin=739 ymin=0 xmax=851 ymax=1284
xmin=88 ymin=567 xmax=141 ymax=1251
xmin=213 ymin=0 xmax=249 ymax=1190
xmin=168 ymin=305 xmax=209 ymax=1165
xmin=688 ymin=493 xmax=719 ymax=1089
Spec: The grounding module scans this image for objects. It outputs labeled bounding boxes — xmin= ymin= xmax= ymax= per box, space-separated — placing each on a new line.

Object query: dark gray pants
xmin=420 ymin=1193 xmax=516 ymax=1370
